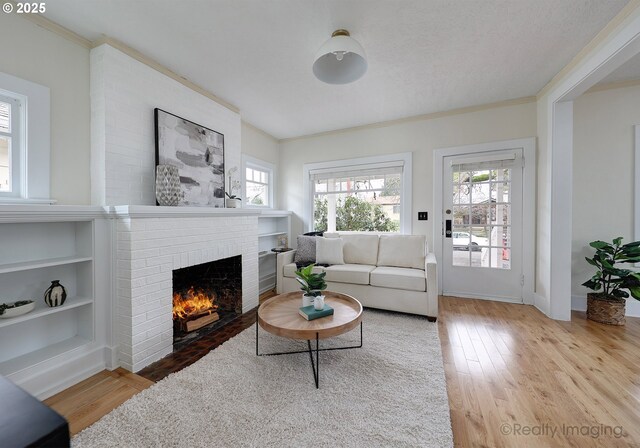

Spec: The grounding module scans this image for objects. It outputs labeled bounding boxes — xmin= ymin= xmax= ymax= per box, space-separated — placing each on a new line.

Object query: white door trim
xmin=433 ymin=137 xmax=536 ymax=305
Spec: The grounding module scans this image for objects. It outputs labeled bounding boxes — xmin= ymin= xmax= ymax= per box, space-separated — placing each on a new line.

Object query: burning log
xmin=185 ymin=312 xmax=220 ymax=332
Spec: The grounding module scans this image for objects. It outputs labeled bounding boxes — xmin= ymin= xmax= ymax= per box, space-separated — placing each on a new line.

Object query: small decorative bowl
xmin=0 ymin=300 xmax=35 ymax=319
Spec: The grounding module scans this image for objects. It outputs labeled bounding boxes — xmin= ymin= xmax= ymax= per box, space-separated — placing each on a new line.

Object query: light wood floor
xmin=440 ymin=296 xmax=640 ymax=448
xmin=45 ymin=295 xmax=640 ymax=447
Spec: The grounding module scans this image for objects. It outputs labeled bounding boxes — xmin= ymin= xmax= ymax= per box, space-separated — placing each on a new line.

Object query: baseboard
xmin=442 ymin=291 xmax=522 ymax=304
xmin=533 ymin=293 xmax=550 ymax=316
xmin=8 ymin=346 xmax=107 ymax=400
xmin=572 ymin=294 xmax=640 ymax=317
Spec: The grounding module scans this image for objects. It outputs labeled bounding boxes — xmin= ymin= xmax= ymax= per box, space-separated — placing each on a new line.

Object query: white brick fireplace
xmin=113 ymin=206 xmax=260 ymax=372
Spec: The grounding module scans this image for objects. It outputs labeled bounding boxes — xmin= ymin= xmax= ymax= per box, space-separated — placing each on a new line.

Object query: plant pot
xmin=314 ymin=295 xmax=325 ymax=310
xmin=302 ymin=294 xmax=315 ymax=308
xmin=226 ymin=198 xmax=240 ymax=208
xmin=586 ymin=293 xmax=625 ymax=326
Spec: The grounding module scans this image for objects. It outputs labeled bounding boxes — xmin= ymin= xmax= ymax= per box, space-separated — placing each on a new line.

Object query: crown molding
xmin=279 ymin=96 xmax=536 ymax=143
xmin=585 ymin=77 xmax=640 ymax=94
xmin=10 ymin=3 xmax=92 ymax=48
xmin=536 ymin=0 xmax=640 ymax=99
xmin=93 ymin=37 xmax=239 ymax=114
xmin=10 ymin=8 xmax=240 ymax=114
xmin=242 ymin=120 xmax=278 ymax=142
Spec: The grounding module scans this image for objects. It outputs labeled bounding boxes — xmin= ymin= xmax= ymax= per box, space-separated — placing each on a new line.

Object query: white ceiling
xmin=598 ymin=52 xmax=640 ymax=85
xmin=44 ymin=0 xmax=628 ymax=139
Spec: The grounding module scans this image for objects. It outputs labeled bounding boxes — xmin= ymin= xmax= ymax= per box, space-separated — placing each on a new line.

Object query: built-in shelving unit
xmin=257 ymin=210 xmax=291 ymax=294
xmin=0 ymin=216 xmax=103 ymax=395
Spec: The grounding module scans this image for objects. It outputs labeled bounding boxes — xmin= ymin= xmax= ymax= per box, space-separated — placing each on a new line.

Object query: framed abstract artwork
xmin=154 ymin=108 xmax=225 ymax=207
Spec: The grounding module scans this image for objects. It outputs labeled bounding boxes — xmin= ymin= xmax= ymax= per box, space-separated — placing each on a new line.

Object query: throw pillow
xmin=294 ymin=235 xmax=317 ymax=266
xmin=316 ymin=237 xmax=345 ymax=266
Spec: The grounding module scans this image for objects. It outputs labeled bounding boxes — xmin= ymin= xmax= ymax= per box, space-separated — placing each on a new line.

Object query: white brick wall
xmin=90 ymin=44 xmax=242 ymax=206
xmin=116 ymin=215 xmax=259 ymax=372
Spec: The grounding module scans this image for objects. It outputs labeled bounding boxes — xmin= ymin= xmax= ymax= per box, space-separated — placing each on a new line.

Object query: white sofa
xmin=277 ymin=233 xmax=438 ymax=319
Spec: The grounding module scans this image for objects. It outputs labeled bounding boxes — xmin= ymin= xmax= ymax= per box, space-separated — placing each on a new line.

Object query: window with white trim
xmin=306 ymin=154 xmax=412 ymax=234
xmin=243 ymin=156 xmax=274 ymax=208
xmin=0 ymin=94 xmax=22 ymax=195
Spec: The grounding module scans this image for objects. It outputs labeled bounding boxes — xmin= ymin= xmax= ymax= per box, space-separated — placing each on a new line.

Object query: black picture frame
xmin=154 ymin=108 xmax=225 ymax=207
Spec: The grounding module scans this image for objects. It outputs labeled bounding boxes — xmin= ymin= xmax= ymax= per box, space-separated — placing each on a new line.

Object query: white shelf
xmin=258 ymin=232 xmax=287 ymax=238
xmin=0 ymin=256 xmax=93 ymax=274
xmin=0 ymin=297 xmax=93 ymax=329
xmin=0 ymin=335 xmax=91 ymax=376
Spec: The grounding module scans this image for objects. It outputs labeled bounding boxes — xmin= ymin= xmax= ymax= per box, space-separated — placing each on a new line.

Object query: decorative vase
xmin=302 ymin=294 xmax=314 ymax=308
xmin=44 ymin=280 xmax=67 ymax=307
xmin=155 ymin=165 xmax=181 ymax=206
xmin=314 ymin=295 xmax=325 ymax=310
xmin=586 ymin=293 xmax=625 ymax=325
xmin=226 ymin=198 xmax=240 ymax=208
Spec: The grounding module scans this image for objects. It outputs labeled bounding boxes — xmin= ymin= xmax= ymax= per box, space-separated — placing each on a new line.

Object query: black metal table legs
xmin=256 ymin=312 xmax=363 ymax=389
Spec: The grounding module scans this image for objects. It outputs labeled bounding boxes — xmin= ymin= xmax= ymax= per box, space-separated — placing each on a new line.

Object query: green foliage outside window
xmin=314 ymin=196 xmax=399 ymax=232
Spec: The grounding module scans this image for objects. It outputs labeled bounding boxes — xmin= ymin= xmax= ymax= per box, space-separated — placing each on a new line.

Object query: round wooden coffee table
xmin=256 ymin=291 xmax=363 ymax=388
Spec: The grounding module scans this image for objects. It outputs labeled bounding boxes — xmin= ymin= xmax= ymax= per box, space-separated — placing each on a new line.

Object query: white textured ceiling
xmin=598 ymin=52 xmax=640 ymax=85
xmin=44 ymin=0 xmax=627 ymax=139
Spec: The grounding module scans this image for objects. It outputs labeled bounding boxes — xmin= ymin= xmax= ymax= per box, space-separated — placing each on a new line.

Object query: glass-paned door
xmin=442 ymin=149 xmax=523 ymax=302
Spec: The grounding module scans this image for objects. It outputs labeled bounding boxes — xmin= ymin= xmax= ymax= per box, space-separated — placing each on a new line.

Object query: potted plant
xmin=582 ymin=237 xmax=640 ymax=325
xmin=225 ymin=192 xmax=241 ymax=208
xmin=295 ymin=264 xmax=327 ymax=309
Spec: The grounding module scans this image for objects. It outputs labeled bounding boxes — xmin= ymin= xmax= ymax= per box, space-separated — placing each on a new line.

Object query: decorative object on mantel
xmin=582 ymin=237 xmax=640 ymax=325
xmin=44 ymin=280 xmax=67 ymax=307
xmin=0 ymin=300 xmax=35 ymax=319
xmin=154 ymin=108 xmax=225 ymax=207
xmin=225 ymin=166 xmax=241 ymax=208
xmin=155 ymin=165 xmax=181 ymax=206
xmin=295 ymin=264 xmax=327 ymax=308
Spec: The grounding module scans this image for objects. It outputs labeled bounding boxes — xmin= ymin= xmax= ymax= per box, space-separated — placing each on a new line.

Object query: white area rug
xmin=74 ymin=310 xmax=453 ymax=447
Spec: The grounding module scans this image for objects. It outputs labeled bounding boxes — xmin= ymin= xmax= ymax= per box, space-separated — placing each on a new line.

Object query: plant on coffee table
xmin=295 ymin=264 xmax=327 ymax=308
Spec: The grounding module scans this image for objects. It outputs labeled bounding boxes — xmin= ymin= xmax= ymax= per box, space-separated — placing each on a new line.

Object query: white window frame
xmin=242 ymin=154 xmax=275 ymax=209
xmin=303 ymin=153 xmax=413 ymax=234
xmin=0 ymin=72 xmax=52 ymax=203
xmin=0 ymin=94 xmax=22 ymax=196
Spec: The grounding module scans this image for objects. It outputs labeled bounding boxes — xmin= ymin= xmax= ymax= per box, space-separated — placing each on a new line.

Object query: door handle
xmin=445 ymin=219 xmax=452 ymax=238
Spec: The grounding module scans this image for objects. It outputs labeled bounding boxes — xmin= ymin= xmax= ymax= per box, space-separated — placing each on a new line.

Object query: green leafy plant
xmin=295 ymin=264 xmax=327 ymax=297
xmin=582 ymin=237 xmax=640 ymax=300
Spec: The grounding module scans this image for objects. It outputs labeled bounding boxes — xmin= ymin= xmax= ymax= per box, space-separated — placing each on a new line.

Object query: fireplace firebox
xmin=172 ymin=255 xmax=242 ymax=350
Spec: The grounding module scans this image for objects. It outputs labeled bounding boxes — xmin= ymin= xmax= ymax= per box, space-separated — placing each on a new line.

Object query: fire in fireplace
xmin=172 ymin=255 xmax=242 ymax=348
xmin=173 ymin=287 xmax=220 ymax=333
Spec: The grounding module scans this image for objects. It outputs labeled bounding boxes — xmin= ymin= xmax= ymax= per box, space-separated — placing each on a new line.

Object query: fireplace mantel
xmin=108 ymin=205 xmax=262 ymax=219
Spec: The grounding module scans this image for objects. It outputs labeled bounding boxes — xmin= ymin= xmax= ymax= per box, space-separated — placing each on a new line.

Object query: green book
xmin=299 ymin=304 xmax=334 ymax=321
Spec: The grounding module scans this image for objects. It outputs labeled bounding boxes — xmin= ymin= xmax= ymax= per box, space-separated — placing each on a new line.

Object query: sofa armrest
xmin=276 ymin=250 xmax=296 ymax=294
xmin=425 ymin=252 xmax=438 ymax=318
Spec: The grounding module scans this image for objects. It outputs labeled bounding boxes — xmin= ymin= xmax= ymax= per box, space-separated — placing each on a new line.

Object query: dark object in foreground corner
xmin=0 ymin=376 xmax=69 ymax=447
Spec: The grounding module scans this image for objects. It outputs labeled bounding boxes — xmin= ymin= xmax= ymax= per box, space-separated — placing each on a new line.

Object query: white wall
xmin=572 ymin=84 xmax=640 ymax=316
xmin=241 ymin=121 xmax=279 ymax=208
xmin=91 ymin=44 xmax=241 ymax=206
xmin=279 ymin=101 xmax=537 ymax=248
xmin=0 ymin=13 xmax=90 ymax=204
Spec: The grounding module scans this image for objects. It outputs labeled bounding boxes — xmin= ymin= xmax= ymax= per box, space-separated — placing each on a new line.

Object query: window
xmin=0 ymin=72 xmax=51 ymax=203
xmin=243 ymin=155 xmax=274 ymax=207
xmin=304 ymin=153 xmax=412 ymax=234
xmin=0 ymin=94 xmax=21 ymax=195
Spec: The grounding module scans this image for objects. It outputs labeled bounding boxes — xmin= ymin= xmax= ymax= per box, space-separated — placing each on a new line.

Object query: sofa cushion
xmin=324 ymin=264 xmax=376 ymax=285
xmin=283 ymin=263 xmax=326 ymax=278
xmin=294 ymin=235 xmax=317 ymax=266
xmin=340 ymin=234 xmax=380 ymax=265
xmin=370 ymin=266 xmax=426 ymax=292
xmin=316 ymin=237 xmax=345 ymax=265
xmin=377 ymin=235 xmax=426 ymax=270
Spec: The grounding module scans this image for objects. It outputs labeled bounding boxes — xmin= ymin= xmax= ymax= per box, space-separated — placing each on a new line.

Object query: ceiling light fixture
xmin=313 ymin=29 xmax=367 ymax=85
